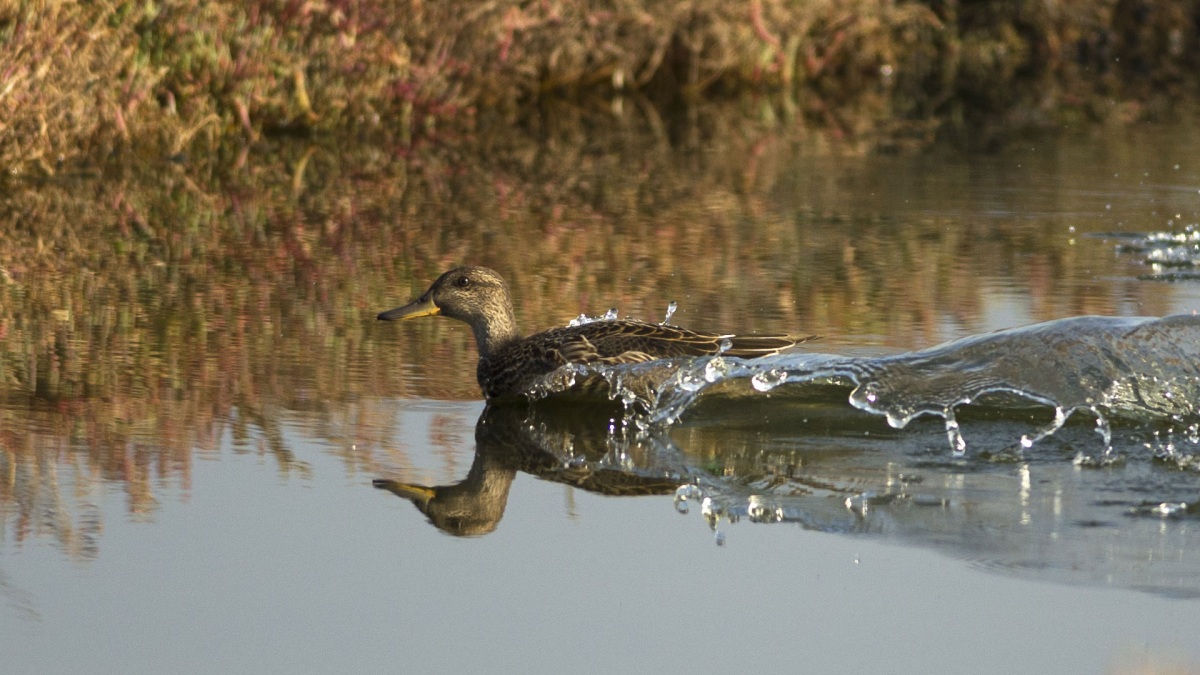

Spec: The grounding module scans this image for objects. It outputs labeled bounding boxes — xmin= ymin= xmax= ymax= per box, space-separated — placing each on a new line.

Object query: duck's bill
xmin=372 ymin=479 xmax=436 ymax=503
xmin=377 ymin=297 xmax=439 ymax=321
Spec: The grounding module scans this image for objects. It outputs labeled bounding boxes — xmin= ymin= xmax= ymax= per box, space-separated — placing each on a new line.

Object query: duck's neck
xmin=471 ymin=305 xmax=521 ymax=360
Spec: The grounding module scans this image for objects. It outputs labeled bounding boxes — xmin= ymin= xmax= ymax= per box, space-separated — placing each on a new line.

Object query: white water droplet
xmin=845 ymin=492 xmax=872 ymax=517
xmin=701 ymin=497 xmax=727 ymax=530
xmin=1150 ymin=502 xmax=1189 ymax=518
xmin=602 ymin=307 xmax=618 ymax=321
xmin=674 ymin=484 xmax=702 ymax=514
xmin=849 ymin=382 xmax=881 ymax=410
xmin=1093 ymin=407 xmax=1113 ymax=450
xmin=678 ymin=370 xmax=704 ymax=392
xmin=944 ymin=408 xmax=967 ymax=457
xmin=747 ymin=495 xmax=783 ymax=523
xmin=747 ymin=496 xmax=766 ymax=521
xmin=718 ymin=338 xmax=733 ymax=354
xmin=662 ymin=301 xmax=678 ymax=324
xmin=751 ymin=368 xmax=787 ymax=392
xmin=704 ymin=356 xmax=729 ymax=383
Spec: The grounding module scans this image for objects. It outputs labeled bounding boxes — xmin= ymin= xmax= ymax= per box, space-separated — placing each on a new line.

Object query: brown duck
xmin=377 ymin=266 xmax=815 ymax=399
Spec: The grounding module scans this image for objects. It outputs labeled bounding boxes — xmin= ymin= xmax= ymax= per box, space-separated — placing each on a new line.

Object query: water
xmin=1096 ymin=224 xmax=1200 ymax=280
xmin=662 ymin=300 xmax=678 ymax=324
xmin=569 ymin=308 xmax=621 ymax=327
xmin=532 ymin=315 xmax=1200 ymax=455
xmin=4 ymin=120 xmax=1200 ymax=673
xmin=500 ymin=311 xmax=1200 ymax=598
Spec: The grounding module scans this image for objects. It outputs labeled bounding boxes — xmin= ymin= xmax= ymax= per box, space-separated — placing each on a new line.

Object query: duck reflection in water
xmin=373 ymin=403 xmax=680 ymax=536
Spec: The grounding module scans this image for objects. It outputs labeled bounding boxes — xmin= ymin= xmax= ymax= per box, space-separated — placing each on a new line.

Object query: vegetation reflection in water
xmin=2 ymin=118 xmax=1200 ymax=595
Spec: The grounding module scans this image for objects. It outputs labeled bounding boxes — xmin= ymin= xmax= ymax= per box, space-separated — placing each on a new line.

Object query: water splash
xmin=1094 ymin=408 xmax=1113 ymax=451
xmin=673 ymin=484 xmax=703 ymax=514
xmin=662 ymin=301 xmax=678 ymax=324
xmin=1128 ymin=501 xmax=1198 ymax=519
xmin=747 ymin=495 xmax=783 ymax=523
xmin=1021 ymin=406 xmax=1069 ymax=449
xmin=751 ymin=367 xmax=788 ymax=392
xmin=1146 ymin=426 xmax=1200 ymax=473
xmin=703 ymin=356 xmax=730 ymax=383
xmin=841 ymin=315 xmax=1200 ymax=453
xmin=1097 ymin=226 xmax=1200 ymax=281
xmin=1072 ymin=451 xmax=1126 ymax=469
xmin=676 ymin=368 xmax=706 ymax=393
xmin=527 ymin=314 xmax=1200 ymax=457
xmin=943 ymin=408 xmax=966 ymax=457
xmin=568 ymin=307 xmax=621 ymax=327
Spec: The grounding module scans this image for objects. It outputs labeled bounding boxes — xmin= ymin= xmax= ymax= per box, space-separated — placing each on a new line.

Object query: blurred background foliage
xmin=3 ymin=0 xmax=1200 ymax=173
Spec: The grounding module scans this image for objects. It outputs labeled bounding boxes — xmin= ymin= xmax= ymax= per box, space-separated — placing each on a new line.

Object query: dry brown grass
xmin=2 ymin=0 xmax=1199 ymax=175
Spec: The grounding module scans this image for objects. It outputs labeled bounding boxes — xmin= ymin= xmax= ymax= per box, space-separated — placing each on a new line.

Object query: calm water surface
xmin=3 ymin=119 xmax=1200 ymax=673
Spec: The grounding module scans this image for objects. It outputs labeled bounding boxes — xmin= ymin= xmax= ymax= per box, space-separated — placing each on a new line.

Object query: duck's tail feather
xmin=721 ymin=333 xmax=819 ymax=358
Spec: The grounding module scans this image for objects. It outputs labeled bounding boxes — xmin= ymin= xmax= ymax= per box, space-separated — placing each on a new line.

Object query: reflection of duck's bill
xmin=372 ymin=478 xmax=435 ymax=503
xmin=376 ymin=296 xmax=439 ymax=321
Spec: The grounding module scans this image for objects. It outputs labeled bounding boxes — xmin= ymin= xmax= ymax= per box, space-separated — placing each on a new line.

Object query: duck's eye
xmin=454 ymin=276 xmax=470 ymax=288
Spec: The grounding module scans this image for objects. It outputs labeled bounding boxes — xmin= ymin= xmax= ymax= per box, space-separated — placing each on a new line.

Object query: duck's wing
xmin=477 ymin=330 xmax=656 ymax=398
xmin=481 ymin=321 xmax=816 ymax=398
xmin=544 ymin=320 xmax=814 ymax=361
xmin=540 ymin=331 xmax=657 ymax=366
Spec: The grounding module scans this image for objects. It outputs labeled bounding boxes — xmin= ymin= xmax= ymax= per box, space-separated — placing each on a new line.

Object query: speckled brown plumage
xmin=377 ymin=266 xmax=816 ymax=399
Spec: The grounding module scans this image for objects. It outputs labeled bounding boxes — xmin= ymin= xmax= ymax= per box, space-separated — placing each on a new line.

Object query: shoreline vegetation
xmin=3 ymin=0 xmax=1200 ymax=174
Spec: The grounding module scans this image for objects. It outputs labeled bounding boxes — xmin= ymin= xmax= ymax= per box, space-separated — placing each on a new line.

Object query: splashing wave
xmin=527 ymin=314 xmax=1200 ymax=455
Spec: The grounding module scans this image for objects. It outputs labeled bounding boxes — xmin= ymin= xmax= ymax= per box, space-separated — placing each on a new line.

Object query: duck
xmin=377 ymin=266 xmax=815 ymax=399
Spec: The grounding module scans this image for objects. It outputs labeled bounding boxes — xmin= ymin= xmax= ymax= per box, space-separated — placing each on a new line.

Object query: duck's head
xmin=372 ymin=478 xmax=506 ymax=536
xmin=377 ymin=266 xmax=515 ymax=330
